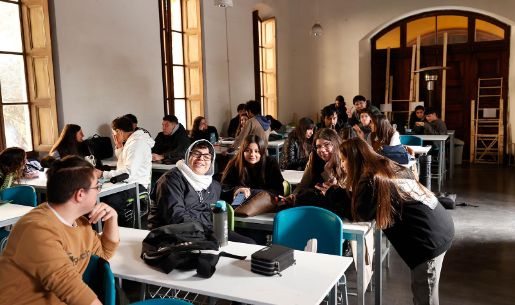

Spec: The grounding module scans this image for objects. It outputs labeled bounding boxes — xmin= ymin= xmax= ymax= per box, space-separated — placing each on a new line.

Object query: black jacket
xmin=326 ymin=179 xmax=454 ymax=269
xmin=221 ymin=156 xmax=284 ymax=202
xmin=280 ymin=133 xmax=311 ymax=170
xmin=227 ymin=115 xmax=240 ymax=138
xmin=152 ymin=124 xmax=191 ymax=163
xmin=191 ymin=126 xmax=219 ymax=143
xmin=148 ymin=167 xmax=221 ymax=230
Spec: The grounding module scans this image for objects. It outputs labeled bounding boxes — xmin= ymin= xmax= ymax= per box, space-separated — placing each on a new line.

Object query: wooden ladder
xmin=470 ymin=77 xmax=504 ymax=164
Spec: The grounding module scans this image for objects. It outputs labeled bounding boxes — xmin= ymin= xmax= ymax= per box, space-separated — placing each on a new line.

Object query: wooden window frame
xmin=159 ymin=0 xmax=204 ymax=129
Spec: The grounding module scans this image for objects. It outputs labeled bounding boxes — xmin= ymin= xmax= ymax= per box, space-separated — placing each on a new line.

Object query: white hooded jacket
xmin=103 ymin=129 xmax=155 ymax=186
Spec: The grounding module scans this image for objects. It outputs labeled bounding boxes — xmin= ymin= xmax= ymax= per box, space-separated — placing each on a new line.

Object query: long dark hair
xmin=372 ymin=115 xmax=395 ymax=146
xmin=0 ymin=147 xmax=26 ymax=180
xmin=292 ymin=117 xmax=314 ymax=158
xmin=307 ymin=128 xmax=343 ymax=185
xmin=339 ymin=137 xmax=410 ymax=229
xmin=191 ymin=116 xmax=205 ymax=136
xmin=221 ymin=135 xmax=267 ymax=186
xmin=50 ymin=124 xmax=83 ymax=158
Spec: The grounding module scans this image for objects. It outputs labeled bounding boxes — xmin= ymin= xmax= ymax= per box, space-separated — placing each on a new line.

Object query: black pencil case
xmin=251 ymin=244 xmax=295 ymax=276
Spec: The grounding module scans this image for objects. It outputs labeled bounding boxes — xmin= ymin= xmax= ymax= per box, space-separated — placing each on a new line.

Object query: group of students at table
xmin=0 ymin=97 xmax=454 ymax=305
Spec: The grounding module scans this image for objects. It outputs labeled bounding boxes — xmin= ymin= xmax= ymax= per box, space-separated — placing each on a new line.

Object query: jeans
xmin=411 ymin=251 xmax=446 ymax=305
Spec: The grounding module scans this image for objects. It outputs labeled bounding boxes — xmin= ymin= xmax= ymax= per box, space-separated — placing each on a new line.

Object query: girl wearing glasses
xmin=221 ymin=135 xmax=284 ymax=203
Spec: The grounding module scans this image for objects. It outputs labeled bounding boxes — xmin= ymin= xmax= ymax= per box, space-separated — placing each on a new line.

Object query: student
xmin=148 ymin=140 xmax=254 ymax=243
xmin=0 ymin=147 xmax=35 ymax=191
xmin=316 ymin=105 xmax=339 ymax=131
xmin=101 ymin=116 xmax=154 ymax=226
xmin=227 ymin=103 xmax=246 ymax=138
xmin=265 ymin=114 xmax=283 ymax=132
xmin=370 ymin=114 xmax=401 ymax=151
xmin=331 ymin=95 xmax=348 ymax=129
xmin=322 ymin=138 xmax=454 ymax=305
xmin=235 ymin=113 xmax=249 ymax=138
xmin=408 ymin=105 xmax=426 ymax=135
xmin=49 ymin=124 xmax=88 ymax=159
xmin=352 ymin=108 xmax=374 ymax=143
xmin=289 ymin=128 xmax=343 ymax=200
xmin=233 ymin=100 xmax=271 ymax=149
xmin=0 ymin=156 xmax=119 ymax=305
xmin=124 ymin=113 xmax=152 ymax=137
xmin=221 ymin=135 xmax=284 ymax=202
xmin=347 ymin=95 xmax=382 ymax=127
xmin=190 ymin=116 xmax=219 ymax=143
xmin=280 ymin=117 xmax=314 ymax=170
xmin=417 ymin=108 xmax=448 ymax=135
xmin=152 ymin=115 xmax=191 ymax=164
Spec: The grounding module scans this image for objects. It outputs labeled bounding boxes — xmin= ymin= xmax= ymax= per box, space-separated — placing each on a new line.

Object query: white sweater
xmin=103 ymin=130 xmax=155 ymax=186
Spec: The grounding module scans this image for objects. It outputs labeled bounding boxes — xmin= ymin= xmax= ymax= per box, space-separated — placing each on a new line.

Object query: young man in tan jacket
xmin=0 ymin=156 xmax=119 ymax=305
xmin=233 ymin=100 xmax=271 ymax=149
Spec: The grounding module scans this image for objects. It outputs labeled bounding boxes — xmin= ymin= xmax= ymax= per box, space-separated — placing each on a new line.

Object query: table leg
xmin=135 ymin=183 xmax=141 ymax=229
xmin=328 ymin=284 xmax=338 ymax=305
xmin=374 ymin=229 xmax=383 ymax=305
xmin=357 ymin=234 xmax=365 ymax=305
xmin=449 ymin=133 xmax=454 ymax=179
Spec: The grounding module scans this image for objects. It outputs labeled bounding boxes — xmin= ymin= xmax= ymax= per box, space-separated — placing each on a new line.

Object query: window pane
xmin=376 ymin=27 xmax=400 ymax=49
xmin=173 ymin=66 xmax=185 ymax=98
xmin=437 ymin=16 xmax=467 ymax=44
xmin=475 ymin=19 xmax=504 ymax=42
xmin=0 ymin=1 xmax=23 ymax=53
xmin=172 ymin=31 xmax=184 ymax=65
xmin=4 ymin=104 xmax=33 ymax=151
xmin=407 ymin=17 xmax=436 ymax=47
xmin=0 ymin=54 xmax=28 ymax=103
xmin=171 ymin=0 xmax=182 ymax=32
xmin=174 ymin=98 xmax=186 ymax=127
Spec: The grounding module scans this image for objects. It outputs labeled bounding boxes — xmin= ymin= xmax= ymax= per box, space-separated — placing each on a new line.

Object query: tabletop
xmin=110 ymin=227 xmax=353 ymax=305
xmin=281 ymin=170 xmax=304 ymax=185
xmin=0 ymin=203 xmax=34 ymax=227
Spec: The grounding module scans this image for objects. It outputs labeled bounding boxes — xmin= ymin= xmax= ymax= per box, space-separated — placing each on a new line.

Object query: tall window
xmin=253 ymin=11 xmax=277 ymax=118
xmin=159 ymin=0 xmax=203 ymax=129
xmin=0 ymin=0 xmax=58 ymax=152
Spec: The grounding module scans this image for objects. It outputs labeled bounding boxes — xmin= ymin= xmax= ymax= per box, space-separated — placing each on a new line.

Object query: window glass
xmin=407 ymin=17 xmax=436 ymax=47
xmin=475 ymin=19 xmax=504 ymax=42
xmin=4 ymin=104 xmax=32 ymax=151
xmin=171 ymin=32 xmax=184 ymax=65
xmin=0 ymin=2 xmax=23 ymax=52
xmin=0 ymin=54 xmax=28 ymax=103
xmin=171 ymin=0 xmax=182 ymax=31
xmin=173 ymin=66 xmax=185 ymax=98
xmin=376 ymin=26 xmax=400 ymax=49
xmin=174 ymin=98 xmax=186 ymax=127
xmin=437 ymin=15 xmax=468 ymax=44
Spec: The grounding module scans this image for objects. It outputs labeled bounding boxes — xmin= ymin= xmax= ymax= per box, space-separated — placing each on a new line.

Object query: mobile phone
xmin=232 ymin=192 xmax=246 ymax=206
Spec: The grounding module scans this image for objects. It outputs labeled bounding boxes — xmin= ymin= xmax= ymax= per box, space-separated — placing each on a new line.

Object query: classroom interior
xmin=1 ymin=0 xmax=515 ymax=304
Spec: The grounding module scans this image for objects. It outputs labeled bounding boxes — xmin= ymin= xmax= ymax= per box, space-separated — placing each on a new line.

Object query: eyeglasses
xmin=190 ymin=151 xmax=212 ymax=161
xmin=316 ymin=142 xmax=333 ymax=151
xmin=87 ymin=183 xmax=103 ymax=191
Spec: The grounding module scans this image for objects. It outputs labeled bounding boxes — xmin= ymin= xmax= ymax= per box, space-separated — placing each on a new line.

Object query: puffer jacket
xmin=280 ymin=133 xmax=310 ymax=170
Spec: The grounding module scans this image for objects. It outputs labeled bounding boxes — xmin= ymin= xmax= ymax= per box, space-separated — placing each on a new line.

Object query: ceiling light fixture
xmin=214 ymin=0 xmax=233 ymax=8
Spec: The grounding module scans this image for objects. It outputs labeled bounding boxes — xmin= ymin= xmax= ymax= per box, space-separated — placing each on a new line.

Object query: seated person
xmin=190 ymin=116 xmax=219 ymax=143
xmin=49 ymin=124 xmax=88 ymax=159
xmin=227 ymin=103 xmax=246 ymax=138
xmin=352 ymin=108 xmax=374 ymax=143
xmin=265 ymin=114 xmax=283 ymax=132
xmin=124 ymin=113 xmax=152 ymax=137
xmin=152 ymin=115 xmax=191 ymax=164
xmin=148 ymin=140 xmax=254 ymax=243
xmin=370 ymin=115 xmax=401 ymax=151
xmin=235 ymin=113 xmax=249 ymax=138
xmin=280 ymin=117 xmax=314 ymax=170
xmin=408 ymin=105 xmax=426 ymax=135
xmin=233 ymin=100 xmax=271 ymax=149
xmin=0 ymin=156 xmax=119 ymax=305
xmin=325 ymin=95 xmax=348 ymax=129
xmin=101 ymin=116 xmax=154 ymax=226
xmin=221 ymin=135 xmax=284 ymax=203
xmin=417 ymin=108 xmax=447 ymax=135
xmin=0 ymin=147 xmax=37 ymax=190
xmin=347 ymin=95 xmax=382 ymax=127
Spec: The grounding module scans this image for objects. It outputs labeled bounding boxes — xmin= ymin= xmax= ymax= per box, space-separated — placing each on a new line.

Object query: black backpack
xmin=141 ymin=221 xmax=244 ymax=278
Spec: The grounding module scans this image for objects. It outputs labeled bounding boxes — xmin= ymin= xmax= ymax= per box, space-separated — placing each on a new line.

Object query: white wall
xmin=51 ymin=0 xmax=163 ymax=137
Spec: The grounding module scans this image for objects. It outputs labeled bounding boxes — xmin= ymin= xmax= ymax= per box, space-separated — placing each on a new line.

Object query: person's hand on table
xmin=152 ymin=153 xmax=164 ymax=161
xmin=234 ymin=187 xmax=251 ymax=199
xmin=415 ymin=122 xmax=425 ymax=127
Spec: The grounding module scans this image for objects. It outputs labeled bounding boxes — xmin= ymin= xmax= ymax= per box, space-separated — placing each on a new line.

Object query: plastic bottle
xmin=213 ymin=200 xmax=228 ymax=247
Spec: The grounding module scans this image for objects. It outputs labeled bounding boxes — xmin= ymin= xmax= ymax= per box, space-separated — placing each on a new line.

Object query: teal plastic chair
xmin=400 ymin=135 xmax=423 ymax=146
xmin=272 ymin=206 xmax=348 ymax=304
xmin=131 ymin=299 xmax=193 ymax=305
xmin=0 ymin=185 xmax=37 ymax=252
xmin=0 ymin=185 xmax=37 ymax=207
xmin=83 ymin=255 xmax=116 ymax=305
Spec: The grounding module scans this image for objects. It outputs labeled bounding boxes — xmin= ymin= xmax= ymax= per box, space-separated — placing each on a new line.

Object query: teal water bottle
xmin=213 ymin=200 xmax=228 ymax=247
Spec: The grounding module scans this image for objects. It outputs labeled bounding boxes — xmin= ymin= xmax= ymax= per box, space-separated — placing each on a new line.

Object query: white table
xmin=103 ymin=158 xmax=176 ymax=173
xmin=110 ymin=227 xmax=353 ymax=305
xmin=406 ymin=145 xmax=432 ymax=155
xmin=281 ymin=170 xmax=304 ymax=186
xmin=414 ymin=134 xmax=449 ymax=192
xmin=0 ymin=203 xmax=33 ymax=227
xmin=234 ymin=214 xmax=379 ymax=305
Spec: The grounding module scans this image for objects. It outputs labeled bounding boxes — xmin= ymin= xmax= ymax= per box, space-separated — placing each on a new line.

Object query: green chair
xmin=83 ymin=255 xmax=116 ymax=305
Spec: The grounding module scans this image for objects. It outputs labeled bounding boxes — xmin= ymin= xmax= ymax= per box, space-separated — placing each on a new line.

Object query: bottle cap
xmin=215 ymin=200 xmax=227 ymax=212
